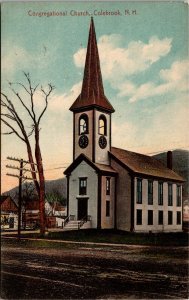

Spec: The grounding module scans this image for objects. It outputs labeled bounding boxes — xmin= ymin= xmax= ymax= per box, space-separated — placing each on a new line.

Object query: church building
xmin=64 ymin=18 xmax=184 ymax=232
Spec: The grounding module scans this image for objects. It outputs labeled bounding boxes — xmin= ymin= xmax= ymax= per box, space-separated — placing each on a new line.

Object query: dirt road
xmin=1 ymin=239 xmax=188 ymax=299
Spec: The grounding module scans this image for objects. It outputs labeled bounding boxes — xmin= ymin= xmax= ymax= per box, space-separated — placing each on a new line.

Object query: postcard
xmin=1 ymin=1 xmax=188 ymax=299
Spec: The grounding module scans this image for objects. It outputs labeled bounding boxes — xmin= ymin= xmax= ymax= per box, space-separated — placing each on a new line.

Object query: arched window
xmin=98 ymin=115 xmax=107 ymax=135
xmin=79 ymin=114 xmax=88 ymax=135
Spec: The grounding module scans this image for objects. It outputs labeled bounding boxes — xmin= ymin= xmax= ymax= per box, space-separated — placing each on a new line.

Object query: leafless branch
xmin=23 ymin=72 xmax=37 ymax=122
xmin=38 ymin=84 xmax=54 ymax=124
xmin=1 ymin=93 xmax=30 ymax=140
xmin=12 ymin=82 xmax=30 ymax=95
xmin=1 ymin=118 xmax=26 ymax=142
xmin=9 ymin=85 xmax=35 ymax=121
xmin=27 ymin=125 xmax=35 ymax=138
xmin=3 ymin=131 xmax=14 ymax=135
xmin=1 ymin=113 xmax=16 ymax=121
xmin=1 ymin=94 xmax=17 ymax=115
xmin=33 ymin=84 xmax=39 ymax=93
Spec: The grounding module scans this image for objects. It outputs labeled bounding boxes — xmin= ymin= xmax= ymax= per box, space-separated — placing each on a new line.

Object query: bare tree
xmin=1 ymin=72 xmax=55 ymax=235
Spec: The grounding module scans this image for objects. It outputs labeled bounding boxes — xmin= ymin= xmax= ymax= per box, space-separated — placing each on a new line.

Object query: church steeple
xmin=70 ymin=18 xmax=114 ymax=113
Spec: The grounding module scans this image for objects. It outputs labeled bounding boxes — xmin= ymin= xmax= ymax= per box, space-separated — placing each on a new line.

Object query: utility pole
xmin=18 ymin=159 xmax=23 ymax=239
xmin=6 ymin=156 xmax=37 ymax=239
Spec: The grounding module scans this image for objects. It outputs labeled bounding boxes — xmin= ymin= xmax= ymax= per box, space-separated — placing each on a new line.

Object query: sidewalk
xmin=1 ymin=227 xmax=66 ymax=235
xmin=2 ymin=234 xmax=149 ymax=248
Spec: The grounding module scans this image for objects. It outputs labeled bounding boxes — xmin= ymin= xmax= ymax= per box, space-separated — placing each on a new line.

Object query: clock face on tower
xmin=99 ymin=135 xmax=107 ymax=149
xmin=79 ymin=135 xmax=89 ymax=149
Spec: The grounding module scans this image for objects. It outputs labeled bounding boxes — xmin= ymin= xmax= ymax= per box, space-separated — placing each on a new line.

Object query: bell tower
xmin=70 ymin=18 xmax=115 ymax=165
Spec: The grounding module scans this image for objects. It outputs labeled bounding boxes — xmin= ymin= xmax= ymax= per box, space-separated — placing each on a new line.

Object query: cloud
xmin=140 ymin=95 xmax=189 ymax=153
xmin=111 ymin=94 xmax=188 ymax=154
xmin=49 ymin=81 xmax=82 ymax=112
xmin=2 ymin=41 xmax=56 ymax=79
xmin=2 ymin=44 xmax=29 ymax=76
xmin=112 ymin=120 xmax=137 ymax=150
xmin=160 ymin=59 xmax=188 ymax=92
xmin=73 ymin=33 xmax=188 ymax=106
xmin=73 ymin=34 xmax=172 ymax=82
xmin=74 ymin=48 xmax=87 ymax=68
xmin=121 ymin=59 xmax=189 ymax=103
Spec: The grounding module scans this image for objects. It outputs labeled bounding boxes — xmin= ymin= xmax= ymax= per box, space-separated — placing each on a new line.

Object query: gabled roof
xmin=0 ymin=195 xmax=18 ymax=212
xmin=64 ymin=154 xmax=117 ymax=176
xmin=110 ymin=147 xmax=184 ymax=182
xmin=0 ymin=195 xmax=18 ymax=206
xmin=0 ymin=195 xmax=9 ymax=205
xmin=70 ymin=18 xmax=115 ymax=113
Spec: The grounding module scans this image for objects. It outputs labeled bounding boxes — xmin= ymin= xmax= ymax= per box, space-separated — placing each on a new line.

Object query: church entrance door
xmin=77 ymin=198 xmax=88 ymax=220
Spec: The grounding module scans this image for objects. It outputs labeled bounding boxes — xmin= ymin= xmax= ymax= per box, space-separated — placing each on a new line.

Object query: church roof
xmin=64 ymin=153 xmax=117 ymax=176
xmin=110 ymin=147 xmax=184 ymax=182
xmin=70 ymin=18 xmax=115 ymax=113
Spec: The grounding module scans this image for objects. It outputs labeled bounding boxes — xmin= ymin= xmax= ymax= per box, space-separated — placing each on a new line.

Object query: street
xmin=1 ymin=238 xmax=188 ymax=299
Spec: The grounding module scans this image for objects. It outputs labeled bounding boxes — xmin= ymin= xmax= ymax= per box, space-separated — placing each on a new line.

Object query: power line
xmin=6 ymin=164 xmax=38 ymax=173
xmin=6 ymin=156 xmax=38 ymax=238
xmin=7 ymin=156 xmax=37 ymax=165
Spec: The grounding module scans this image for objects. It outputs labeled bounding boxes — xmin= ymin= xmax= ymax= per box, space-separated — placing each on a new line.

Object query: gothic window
xmin=79 ymin=114 xmax=88 ymax=135
xmin=98 ymin=115 xmax=107 ymax=135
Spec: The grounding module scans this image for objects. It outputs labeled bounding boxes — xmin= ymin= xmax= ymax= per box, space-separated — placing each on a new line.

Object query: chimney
xmin=167 ymin=151 xmax=172 ymax=169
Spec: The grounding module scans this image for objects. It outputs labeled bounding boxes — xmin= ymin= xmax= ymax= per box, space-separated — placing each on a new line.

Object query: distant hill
xmin=45 ymin=178 xmax=67 ymax=198
xmin=153 ymin=149 xmax=189 ymax=199
xmin=3 ymin=149 xmax=189 ymax=201
xmin=3 ymin=177 xmax=67 ymax=201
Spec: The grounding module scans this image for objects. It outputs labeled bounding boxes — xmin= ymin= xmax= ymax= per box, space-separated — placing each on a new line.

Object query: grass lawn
xmin=4 ymin=229 xmax=188 ymax=247
xmin=47 ymin=229 xmax=189 ymax=246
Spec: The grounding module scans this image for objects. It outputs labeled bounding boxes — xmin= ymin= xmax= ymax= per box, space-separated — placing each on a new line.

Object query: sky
xmin=1 ymin=1 xmax=189 ymax=193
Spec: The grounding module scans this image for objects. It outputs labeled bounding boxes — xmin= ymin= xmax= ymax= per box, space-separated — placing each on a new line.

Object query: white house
xmin=64 ymin=18 xmax=184 ymax=232
xmin=0 ymin=196 xmax=18 ymax=230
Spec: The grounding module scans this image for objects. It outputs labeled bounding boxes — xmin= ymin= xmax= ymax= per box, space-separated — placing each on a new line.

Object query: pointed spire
xmin=70 ymin=18 xmax=115 ymax=113
xmin=81 ymin=17 xmax=104 ymax=101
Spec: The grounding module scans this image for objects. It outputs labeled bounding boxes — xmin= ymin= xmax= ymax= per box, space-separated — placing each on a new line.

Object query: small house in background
xmin=23 ymin=199 xmax=65 ymax=228
xmin=23 ymin=199 xmax=40 ymax=228
xmin=23 ymin=199 xmax=53 ymax=228
xmin=0 ymin=195 xmax=18 ymax=230
xmin=52 ymin=203 xmax=67 ymax=217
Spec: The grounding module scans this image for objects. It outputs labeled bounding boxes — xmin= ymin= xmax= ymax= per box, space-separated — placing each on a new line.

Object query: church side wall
xmin=69 ymin=161 xmax=98 ymax=228
xmin=111 ymin=158 xmax=131 ymax=231
xmin=134 ymin=179 xmax=182 ymax=232
xmin=101 ymin=176 xmax=115 ymax=229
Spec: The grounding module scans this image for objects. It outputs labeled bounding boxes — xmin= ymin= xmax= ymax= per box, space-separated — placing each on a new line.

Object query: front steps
xmin=63 ymin=220 xmax=91 ymax=231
